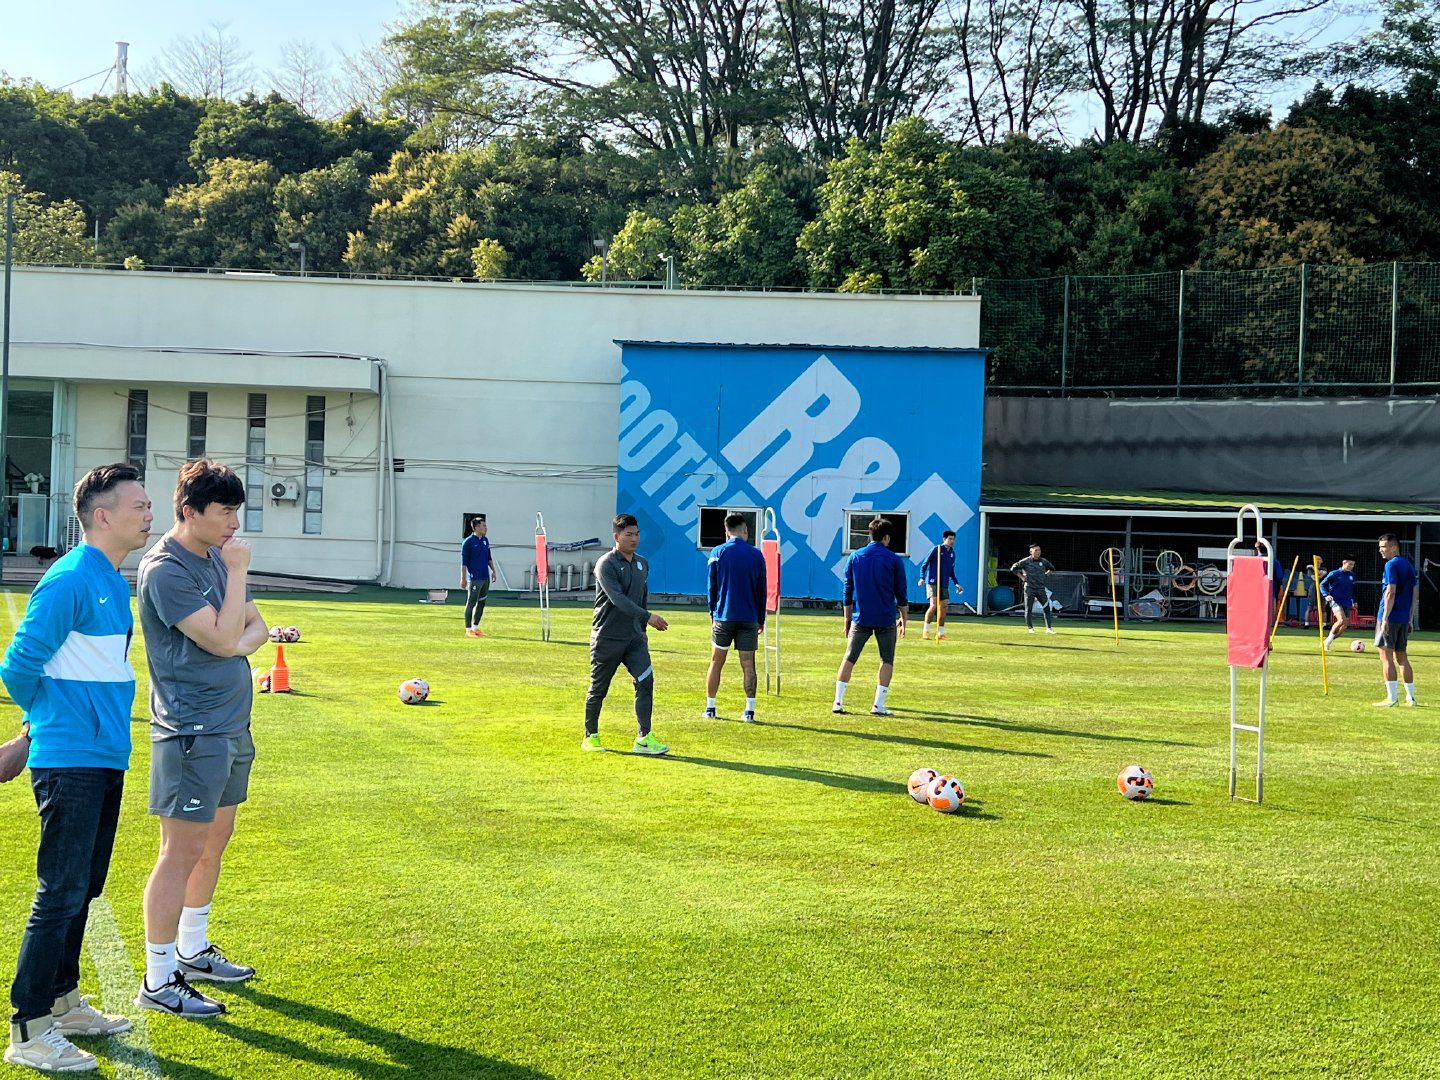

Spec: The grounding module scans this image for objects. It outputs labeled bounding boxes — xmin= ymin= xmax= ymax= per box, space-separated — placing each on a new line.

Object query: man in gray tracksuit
xmin=1010 ymin=543 xmax=1058 ymax=634
xmin=582 ymin=514 xmax=671 ymax=755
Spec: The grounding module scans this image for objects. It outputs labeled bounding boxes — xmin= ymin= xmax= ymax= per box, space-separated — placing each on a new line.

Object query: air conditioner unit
xmin=270 ymin=479 xmax=300 ymax=502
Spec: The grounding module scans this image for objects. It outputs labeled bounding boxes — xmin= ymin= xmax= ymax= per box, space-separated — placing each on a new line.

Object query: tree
xmin=275 ymin=153 xmax=376 ymax=272
xmin=0 ymin=171 xmax=92 ymax=263
xmin=581 ymin=209 xmax=669 ymax=280
xmin=148 ymin=22 xmax=255 ymax=99
xmin=952 ymin=0 xmax=1081 ymax=144
xmin=160 ymin=157 xmax=280 ymax=268
xmin=1191 ymin=125 xmax=1405 ymax=267
xmin=798 ymin=118 xmax=1057 ymax=292
xmin=670 ymin=165 xmax=805 ymax=286
xmin=268 ymin=40 xmax=337 ymax=118
xmin=189 ymin=93 xmax=335 ymax=176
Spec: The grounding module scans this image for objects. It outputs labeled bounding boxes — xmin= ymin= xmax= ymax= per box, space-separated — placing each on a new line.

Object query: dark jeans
xmin=10 ymin=767 xmax=124 ymax=1028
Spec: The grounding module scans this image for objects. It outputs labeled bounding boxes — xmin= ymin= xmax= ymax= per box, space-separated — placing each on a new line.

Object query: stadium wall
xmin=985 ymin=397 xmax=1440 ymax=503
xmin=11 ymin=268 xmax=980 ymax=588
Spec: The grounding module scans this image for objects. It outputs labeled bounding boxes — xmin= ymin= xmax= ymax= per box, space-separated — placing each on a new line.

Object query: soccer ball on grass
xmin=927 ymin=775 xmax=965 ymax=813
xmin=399 ymin=678 xmax=430 ymax=704
xmin=1351 ymin=640 xmax=1366 ymax=653
xmin=907 ymin=768 xmax=939 ymax=803
xmin=1117 ymin=764 xmax=1153 ymax=800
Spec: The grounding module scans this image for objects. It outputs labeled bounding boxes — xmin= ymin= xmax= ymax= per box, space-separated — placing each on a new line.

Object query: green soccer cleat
xmin=632 ymin=733 xmax=670 ymax=756
xmin=580 ymin=733 xmax=605 ymax=752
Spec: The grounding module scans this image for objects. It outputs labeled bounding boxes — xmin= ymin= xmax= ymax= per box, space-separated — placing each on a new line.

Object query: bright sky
xmin=0 ymin=0 xmax=410 ymax=94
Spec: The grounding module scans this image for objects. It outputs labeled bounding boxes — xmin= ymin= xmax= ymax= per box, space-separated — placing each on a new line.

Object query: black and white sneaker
xmin=134 ymin=972 xmax=226 ymax=1018
xmin=742 ymin=710 xmax=756 ymax=723
xmin=702 ymin=706 xmax=717 ymax=719
xmin=832 ymin=702 xmax=846 ymax=714
xmin=178 ymin=943 xmax=255 ymax=983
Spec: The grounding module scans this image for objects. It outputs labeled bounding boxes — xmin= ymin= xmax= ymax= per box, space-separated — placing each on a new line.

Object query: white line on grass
xmin=86 ymin=898 xmax=165 ymax=1080
xmin=1 ymin=587 xmax=19 ymax=627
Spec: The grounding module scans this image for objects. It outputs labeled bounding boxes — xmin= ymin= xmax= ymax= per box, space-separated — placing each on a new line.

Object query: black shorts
xmin=712 ymin=620 xmax=760 ymax=652
xmin=845 ymin=625 xmax=897 ymax=665
xmin=1375 ymin=623 xmax=1411 ymax=651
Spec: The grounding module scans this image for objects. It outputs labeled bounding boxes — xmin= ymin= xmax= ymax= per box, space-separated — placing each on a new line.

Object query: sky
xmin=0 ymin=0 xmax=409 ymax=95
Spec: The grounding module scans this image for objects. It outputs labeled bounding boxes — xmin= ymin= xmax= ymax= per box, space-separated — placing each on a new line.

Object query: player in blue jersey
xmin=918 ymin=530 xmax=963 ymax=640
xmin=461 ymin=516 xmax=497 ymax=637
xmin=1374 ymin=533 xmax=1418 ymax=707
xmin=834 ymin=517 xmax=909 ymax=717
xmin=1319 ymin=557 xmax=1357 ymax=651
xmin=704 ymin=513 xmax=768 ymax=722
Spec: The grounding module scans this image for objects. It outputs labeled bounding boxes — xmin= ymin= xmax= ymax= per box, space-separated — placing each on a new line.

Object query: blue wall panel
xmin=615 ymin=342 xmax=986 ymax=603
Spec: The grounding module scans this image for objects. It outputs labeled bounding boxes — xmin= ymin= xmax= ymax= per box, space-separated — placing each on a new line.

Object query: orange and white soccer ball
xmin=268 ymin=625 xmax=284 ymax=642
xmin=1118 ymin=764 xmax=1153 ymax=800
xmin=928 ymin=775 xmax=965 ymax=813
xmin=280 ymin=626 xmax=301 ymax=643
xmin=1351 ymin=640 xmax=1366 ymax=653
xmin=908 ymin=768 xmax=939 ymax=804
xmin=398 ymin=678 xmax=430 ymax=704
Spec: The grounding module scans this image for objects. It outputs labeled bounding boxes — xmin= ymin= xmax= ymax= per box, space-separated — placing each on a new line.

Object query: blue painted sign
xmin=615 ymin=342 xmax=986 ymax=603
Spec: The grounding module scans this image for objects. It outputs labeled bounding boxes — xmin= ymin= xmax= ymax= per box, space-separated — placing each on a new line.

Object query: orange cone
xmin=269 ymin=643 xmax=292 ymax=693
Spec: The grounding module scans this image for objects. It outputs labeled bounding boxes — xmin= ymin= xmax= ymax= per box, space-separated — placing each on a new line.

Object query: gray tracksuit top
xmin=593 ymin=548 xmax=651 ymax=641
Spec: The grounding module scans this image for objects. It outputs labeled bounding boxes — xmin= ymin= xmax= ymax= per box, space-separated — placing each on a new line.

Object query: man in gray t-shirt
xmin=1010 ymin=543 xmax=1058 ymax=634
xmin=134 ymin=461 xmax=270 ymax=1018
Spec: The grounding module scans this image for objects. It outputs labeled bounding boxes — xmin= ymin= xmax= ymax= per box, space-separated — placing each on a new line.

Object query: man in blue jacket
xmin=1319 ymin=557 xmax=1357 ymax=651
xmin=1 ymin=464 xmax=153 ymax=1074
xmin=918 ymin=530 xmax=964 ymax=641
xmin=834 ymin=517 xmax=909 ymax=717
xmin=460 ymin=516 xmax=496 ymax=637
xmin=704 ymin=513 xmax=767 ymax=722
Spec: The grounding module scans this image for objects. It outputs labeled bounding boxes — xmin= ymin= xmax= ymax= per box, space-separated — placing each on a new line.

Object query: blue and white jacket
xmin=1 ymin=544 xmax=136 ymax=770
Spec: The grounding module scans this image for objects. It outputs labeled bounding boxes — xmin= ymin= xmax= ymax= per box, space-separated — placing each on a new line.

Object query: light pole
xmin=593 ymin=238 xmax=610 ymax=286
xmin=658 ymin=254 xmax=676 ymax=290
xmin=288 ymin=241 xmax=307 ymax=277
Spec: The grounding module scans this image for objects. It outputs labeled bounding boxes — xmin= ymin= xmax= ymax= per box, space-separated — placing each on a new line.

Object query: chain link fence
xmin=979 ymin=262 xmax=1440 ymax=396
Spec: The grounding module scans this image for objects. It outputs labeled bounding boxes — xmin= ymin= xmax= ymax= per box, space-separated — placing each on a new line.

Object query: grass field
xmin=2 ymin=590 xmax=1439 ymax=1079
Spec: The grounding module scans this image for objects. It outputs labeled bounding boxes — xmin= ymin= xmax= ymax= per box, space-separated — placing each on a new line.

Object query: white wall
xmin=16 ymin=268 xmax=981 ymax=587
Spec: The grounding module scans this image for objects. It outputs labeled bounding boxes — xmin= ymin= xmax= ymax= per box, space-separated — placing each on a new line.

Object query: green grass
xmin=2 ymin=592 xmax=1439 ymax=1078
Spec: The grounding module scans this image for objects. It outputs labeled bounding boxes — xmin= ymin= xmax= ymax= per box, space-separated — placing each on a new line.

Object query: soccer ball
xmin=281 ymin=626 xmax=301 ymax=643
xmin=399 ymin=678 xmax=430 ymax=704
xmin=1351 ymin=640 xmax=1366 ymax=653
xmin=927 ymin=775 xmax=965 ymax=813
xmin=255 ymin=670 xmax=271 ymax=693
xmin=1118 ymin=764 xmax=1153 ymax=800
xmin=907 ymin=768 xmax=939 ymax=803
xmin=267 ymin=625 xmax=284 ymax=642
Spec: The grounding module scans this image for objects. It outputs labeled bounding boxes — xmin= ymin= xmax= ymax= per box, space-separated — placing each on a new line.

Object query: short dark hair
xmin=74 ymin=463 xmax=141 ymax=529
xmin=1029 ymin=542 xmax=1041 ymax=551
xmin=724 ymin=512 xmax=748 ymax=533
xmin=942 ymin=530 xmax=956 ymax=539
xmin=174 ymin=459 xmax=245 ymax=521
xmin=613 ymin=514 xmax=638 ymax=533
xmin=1342 ymin=555 xmax=1356 ymax=564
xmin=867 ymin=516 xmax=893 ymax=543
xmin=1379 ymin=533 xmax=1399 ymax=547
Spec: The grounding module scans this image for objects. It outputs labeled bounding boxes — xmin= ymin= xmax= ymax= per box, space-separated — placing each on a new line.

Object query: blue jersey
xmin=920 ymin=543 xmax=959 ymax=586
xmin=462 ymin=534 xmax=491 ymax=581
xmin=1319 ymin=568 xmax=1355 ymax=610
xmin=1380 ymin=556 xmax=1416 ymax=623
xmin=0 ymin=544 xmax=136 ymax=770
xmin=708 ymin=536 xmax=767 ymax=624
xmin=843 ymin=542 xmax=909 ymax=628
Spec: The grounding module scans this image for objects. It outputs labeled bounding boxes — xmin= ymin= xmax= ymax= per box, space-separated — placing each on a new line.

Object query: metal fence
xmin=979 ymin=262 xmax=1440 ymax=397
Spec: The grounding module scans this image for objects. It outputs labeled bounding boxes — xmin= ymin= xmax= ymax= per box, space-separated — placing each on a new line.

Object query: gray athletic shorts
xmin=845 ymin=625 xmax=897 ymax=665
xmin=1375 ymin=623 xmax=1411 ymax=652
xmin=149 ymin=728 xmax=255 ymax=823
xmin=712 ymin=620 xmax=760 ymax=651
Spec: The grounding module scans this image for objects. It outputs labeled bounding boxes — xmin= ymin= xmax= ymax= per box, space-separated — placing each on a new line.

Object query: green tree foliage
xmin=160 ymin=157 xmax=281 ymax=268
xmin=275 ymin=153 xmax=376 ymax=273
xmin=798 ymin=118 xmax=1057 ymax=292
xmin=670 ymin=166 xmax=805 ymax=287
xmin=0 ymin=171 xmax=93 ymax=263
xmin=581 ymin=210 xmax=669 ymax=281
xmin=190 ymin=93 xmax=338 ymax=175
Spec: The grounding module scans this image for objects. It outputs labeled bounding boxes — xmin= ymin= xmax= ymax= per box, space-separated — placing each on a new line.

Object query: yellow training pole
xmin=1313 ymin=555 xmax=1329 ymax=695
xmin=1105 ymin=548 xmax=1121 ymax=645
xmin=1269 ymin=555 xmax=1301 ymax=647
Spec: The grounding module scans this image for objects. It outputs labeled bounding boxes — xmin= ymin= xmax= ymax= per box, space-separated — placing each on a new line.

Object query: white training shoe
xmin=1027 ymin=628 xmax=1036 ymax=634
xmin=5 ymin=1020 xmax=98 ymax=1072
xmin=1372 ymin=699 xmax=1397 ymax=708
xmin=1046 ymin=628 xmax=1057 ymax=635
xmin=51 ymin=991 xmax=131 ymax=1036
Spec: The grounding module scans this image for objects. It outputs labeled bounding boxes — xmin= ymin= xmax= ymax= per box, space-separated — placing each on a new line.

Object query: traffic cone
xmin=269 ymin=643 xmax=292 ymax=693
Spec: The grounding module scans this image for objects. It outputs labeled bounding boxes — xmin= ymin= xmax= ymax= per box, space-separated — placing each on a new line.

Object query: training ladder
xmin=1226 ymin=503 xmax=1271 ymax=803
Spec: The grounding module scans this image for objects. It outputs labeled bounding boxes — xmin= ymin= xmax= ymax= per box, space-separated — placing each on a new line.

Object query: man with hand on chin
xmin=135 ymin=460 xmax=269 ymax=1018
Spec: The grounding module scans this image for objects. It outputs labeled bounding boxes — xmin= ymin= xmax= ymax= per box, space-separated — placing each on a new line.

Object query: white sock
xmin=1386 ymin=680 xmax=1399 ymax=703
xmin=922 ymin=621 xmax=930 ymax=635
xmin=937 ymin=627 xmax=946 ymax=638
xmin=745 ymin=696 xmax=756 ymax=712
xmin=835 ymin=680 xmax=848 ymax=704
xmin=706 ymin=696 xmax=716 ymax=710
xmin=1324 ymin=632 xmax=1334 ymax=646
xmin=1405 ymin=682 xmax=1416 ymax=701
xmin=874 ymin=685 xmax=890 ymax=708
xmin=177 ymin=904 xmax=211 ymax=959
xmin=145 ymin=941 xmax=177 ymax=990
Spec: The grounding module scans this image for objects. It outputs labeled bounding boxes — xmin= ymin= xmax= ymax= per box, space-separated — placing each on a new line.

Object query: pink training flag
xmin=1227 ymin=555 xmax=1272 ymax=668
xmin=535 ymin=535 xmax=550 ymax=586
xmin=762 ymin=537 xmax=781 ymax=615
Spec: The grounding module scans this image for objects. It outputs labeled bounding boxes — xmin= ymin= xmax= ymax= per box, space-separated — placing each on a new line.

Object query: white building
xmin=8 ymin=268 xmax=979 ymax=588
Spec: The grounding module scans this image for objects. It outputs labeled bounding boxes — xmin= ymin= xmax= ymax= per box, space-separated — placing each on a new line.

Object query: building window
xmin=697 ymin=506 xmax=760 ymax=549
xmin=187 ymin=391 xmax=208 ymax=459
xmin=844 ymin=510 xmax=910 ymax=556
xmin=245 ymin=394 xmax=266 ymax=533
xmin=303 ymin=395 xmax=325 ymax=535
xmin=126 ymin=389 xmax=148 ymax=478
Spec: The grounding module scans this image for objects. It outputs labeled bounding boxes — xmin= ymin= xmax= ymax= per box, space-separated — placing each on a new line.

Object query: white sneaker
xmin=1405 ymin=697 xmax=1418 ymax=707
xmin=5 ymin=1020 xmax=97 ymax=1072
xmin=1027 ymin=628 xmax=1036 ymax=634
xmin=1046 ymin=628 xmax=1057 ymax=635
xmin=51 ymin=991 xmax=131 ymax=1036
xmin=1373 ymin=699 xmax=1397 ymax=708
